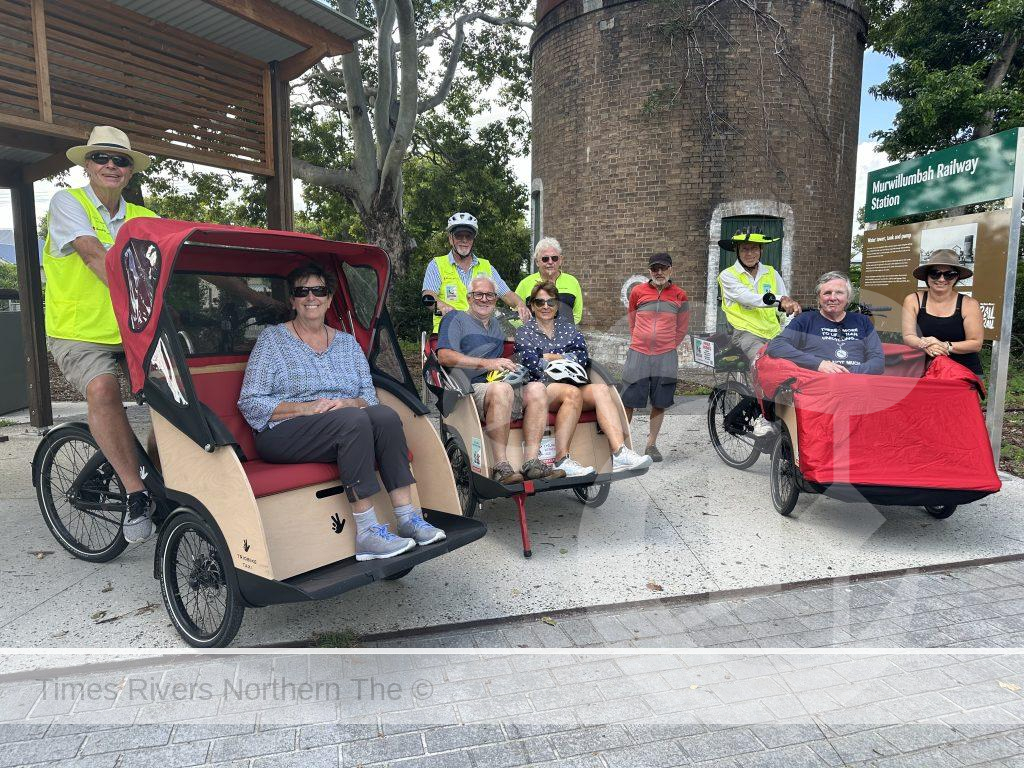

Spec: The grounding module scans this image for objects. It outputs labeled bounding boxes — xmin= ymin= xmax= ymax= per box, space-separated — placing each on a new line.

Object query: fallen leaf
xmin=90 ymin=610 xmax=107 ymax=621
xmin=998 ymin=681 xmax=1021 ymax=692
xmin=30 ymin=551 xmax=54 ymax=560
xmin=689 ymin=684 xmax=698 ymax=690
xmin=101 ymin=582 xmax=113 ymax=593
xmin=51 ymin=630 xmax=68 ymax=639
xmin=540 ymin=616 xmax=557 ymax=626
xmin=511 ymin=589 xmax=520 ymax=597
xmin=559 ymin=548 xmax=568 ymax=555
xmin=646 ymin=582 xmax=665 ymax=592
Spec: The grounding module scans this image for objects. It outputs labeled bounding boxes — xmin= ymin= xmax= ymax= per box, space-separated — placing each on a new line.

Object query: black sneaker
xmin=123 ymin=491 xmax=154 ymax=543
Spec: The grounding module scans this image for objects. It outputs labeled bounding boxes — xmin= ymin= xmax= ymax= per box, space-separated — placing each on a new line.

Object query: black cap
xmin=649 ymin=253 xmax=672 ymax=267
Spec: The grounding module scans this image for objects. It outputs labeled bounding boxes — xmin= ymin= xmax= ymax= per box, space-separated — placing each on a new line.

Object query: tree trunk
xmin=362 ymin=201 xmax=414 ymax=277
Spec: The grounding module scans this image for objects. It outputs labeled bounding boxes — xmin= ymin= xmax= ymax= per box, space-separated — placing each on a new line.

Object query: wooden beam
xmin=0 ymin=127 xmax=72 ymax=155
xmin=266 ymin=62 xmax=294 ymax=231
xmin=204 ymin=0 xmax=354 ymax=56
xmin=22 ymin=152 xmax=71 ymax=184
xmin=277 ymin=43 xmax=328 ymax=82
xmin=9 ymin=179 xmax=52 ymax=428
xmin=30 ymin=0 xmax=53 ymax=122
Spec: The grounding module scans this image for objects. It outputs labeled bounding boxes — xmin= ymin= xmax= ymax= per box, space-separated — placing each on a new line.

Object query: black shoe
xmin=123 ymin=491 xmax=154 ymax=543
xmin=645 ymin=445 xmax=663 ymax=462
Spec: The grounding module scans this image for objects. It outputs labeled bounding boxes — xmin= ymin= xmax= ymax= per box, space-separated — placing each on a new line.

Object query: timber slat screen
xmin=0 ymin=0 xmax=39 ymax=122
xmin=0 ymin=0 xmax=271 ymax=175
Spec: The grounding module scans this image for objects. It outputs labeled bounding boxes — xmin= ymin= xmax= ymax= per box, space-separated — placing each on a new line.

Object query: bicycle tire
xmin=708 ymin=380 xmax=760 ymax=469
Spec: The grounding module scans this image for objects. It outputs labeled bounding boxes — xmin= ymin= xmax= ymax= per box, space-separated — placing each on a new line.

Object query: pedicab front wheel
xmin=708 ymin=381 xmax=760 ymax=470
xmin=925 ymin=505 xmax=957 ymax=519
xmin=445 ymin=438 xmax=478 ymax=518
xmin=35 ymin=425 xmax=129 ymax=562
xmin=158 ymin=509 xmax=244 ymax=648
xmin=572 ymin=483 xmax=610 ymax=507
xmin=770 ymin=425 xmax=800 ymax=517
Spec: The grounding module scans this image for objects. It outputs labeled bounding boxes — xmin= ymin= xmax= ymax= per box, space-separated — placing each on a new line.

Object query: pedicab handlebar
xmin=762 ymin=292 xmax=891 ymax=318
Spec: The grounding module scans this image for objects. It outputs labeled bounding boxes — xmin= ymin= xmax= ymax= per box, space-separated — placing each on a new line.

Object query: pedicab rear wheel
xmin=36 ymin=425 xmax=129 ymax=562
xmin=445 ymin=438 xmax=478 ymax=518
xmin=572 ymin=483 xmax=610 ymax=507
xmin=158 ymin=509 xmax=244 ymax=648
xmin=925 ymin=505 xmax=957 ymax=519
xmin=383 ymin=568 xmax=414 ymax=581
xmin=708 ymin=381 xmax=760 ymax=470
xmin=770 ymin=425 xmax=800 ymax=517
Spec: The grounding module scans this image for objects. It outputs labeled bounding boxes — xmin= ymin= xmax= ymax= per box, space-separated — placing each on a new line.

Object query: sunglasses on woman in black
xmin=928 ymin=270 xmax=959 ymax=281
xmin=292 ymin=286 xmax=330 ymax=297
xmin=87 ymin=153 xmax=133 ymax=168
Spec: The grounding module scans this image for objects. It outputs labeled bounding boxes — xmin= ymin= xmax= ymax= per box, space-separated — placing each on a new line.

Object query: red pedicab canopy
xmin=106 ymin=218 xmax=391 ymax=396
xmin=754 ymin=354 xmax=1001 ymax=496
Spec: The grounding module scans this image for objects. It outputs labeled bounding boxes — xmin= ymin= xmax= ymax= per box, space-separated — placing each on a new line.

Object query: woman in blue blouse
xmin=514 ymin=281 xmax=651 ymax=477
xmin=238 ymin=264 xmax=444 ymax=561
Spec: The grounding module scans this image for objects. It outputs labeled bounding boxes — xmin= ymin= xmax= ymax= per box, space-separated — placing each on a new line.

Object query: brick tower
xmin=530 ymin=0 xmax=867 ymax=333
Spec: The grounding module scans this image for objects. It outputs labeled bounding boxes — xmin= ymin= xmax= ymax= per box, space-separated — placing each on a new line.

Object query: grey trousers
xmin=731 ymin=329 xmax=770 ymax=363
xmin=255 ymin=405 xmax=415 ymax=501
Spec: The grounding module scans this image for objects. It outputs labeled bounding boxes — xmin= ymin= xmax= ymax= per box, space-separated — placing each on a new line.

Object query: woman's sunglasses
xmin=539 ymin=255 xmax=560 ymax=264
xmin=928 ymin=270 xmax=959 ymax=281
xmin=87 ymin=153 xmax=133 ymax=168
xmin=292 ymin=285 xmax=330 ymax=297
xmin=532 ymin=298 xmax=558 ymax=308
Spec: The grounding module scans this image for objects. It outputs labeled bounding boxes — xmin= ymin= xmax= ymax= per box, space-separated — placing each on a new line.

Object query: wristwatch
xmin=947 ymin=341 xmax=953 ymax=354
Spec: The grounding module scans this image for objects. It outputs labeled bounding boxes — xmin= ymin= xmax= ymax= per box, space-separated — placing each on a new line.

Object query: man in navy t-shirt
xmin=766 ymin=271 xmax=884 ymax=375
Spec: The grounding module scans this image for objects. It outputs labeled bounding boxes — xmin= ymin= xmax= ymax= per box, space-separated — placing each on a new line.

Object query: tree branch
xmin=335 ymin=0 xmax=379 ymax=199
xmin=374 ymin=0 xmax=397 ymax=163
xmin=292 ymin=158 xmax=364 ymax=202
xmin=379 ymin=0 xmax=418 ymax=203
xmin=975 ymin=30 xmax=1020 ymax=138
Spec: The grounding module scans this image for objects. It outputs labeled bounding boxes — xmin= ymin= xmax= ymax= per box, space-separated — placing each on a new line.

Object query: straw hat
xmin=912 ymin=249 xmax=973 ymax=281
xmin=66 ymin=126 xmax=151 ymax=171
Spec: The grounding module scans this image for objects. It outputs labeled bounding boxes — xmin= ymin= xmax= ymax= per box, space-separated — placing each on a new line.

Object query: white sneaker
xmin=752 ymin=416 xmax=778 ymax=438
xmin=554 ymin=454 xmax=595 ymax=478
xmin=612 ymin=445 xmax=653 ymax=472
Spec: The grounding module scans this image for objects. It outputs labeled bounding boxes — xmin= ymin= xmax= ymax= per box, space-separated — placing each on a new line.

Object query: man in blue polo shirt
xmin=437 ymin=275 xmax=559 ymax=484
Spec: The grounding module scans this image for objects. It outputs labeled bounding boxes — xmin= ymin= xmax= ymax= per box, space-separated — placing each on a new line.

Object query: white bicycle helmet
xmin=543 ymin=358 xmax=589 ymax=384
xmin=486 ymin=365 xmax=527 ymax=386
xmin=447 ymin=212 xmax=479 ymax=234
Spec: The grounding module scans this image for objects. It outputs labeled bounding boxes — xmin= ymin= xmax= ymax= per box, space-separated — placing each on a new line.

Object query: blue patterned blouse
xmin=514 ymin=318 xmax=590 ymax=382
xmin=238 ymin=324 xmax=378 ymax=432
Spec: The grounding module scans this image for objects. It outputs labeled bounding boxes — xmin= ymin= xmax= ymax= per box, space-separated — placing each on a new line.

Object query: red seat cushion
xmin=189 ymin=356 xmax=342 ymax=498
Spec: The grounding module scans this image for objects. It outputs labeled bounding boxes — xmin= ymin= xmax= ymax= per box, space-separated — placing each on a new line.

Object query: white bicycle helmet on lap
xmin=543 ymin=358 xmax=589 ymax=385
xmin=447 ymin=212 xmax=478 ymax=234
xmin=486 ymin=365 xmax=527 ymax=386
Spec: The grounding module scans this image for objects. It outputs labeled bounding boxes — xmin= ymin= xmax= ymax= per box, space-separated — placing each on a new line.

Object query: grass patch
xmin=311 ymin=629 xmax=362 ymax=648
xmin=0 ymin=419 xmax=15 ymax=428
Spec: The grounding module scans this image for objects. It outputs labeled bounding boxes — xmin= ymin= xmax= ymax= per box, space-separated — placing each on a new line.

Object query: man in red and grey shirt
xmin=621 ymin=253 xmax=690 ymax=462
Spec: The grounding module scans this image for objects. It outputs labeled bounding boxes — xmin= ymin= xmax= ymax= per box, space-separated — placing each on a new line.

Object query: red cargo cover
xmin=753 ymin=355 xmax=1001 ymax=493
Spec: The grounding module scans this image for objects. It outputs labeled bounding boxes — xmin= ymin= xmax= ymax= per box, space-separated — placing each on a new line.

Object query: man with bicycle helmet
xmin=437 ymin=276 xmax=563 ymax=484
xmin=422 ymin=212 xmax=530 ymax=333
xmin=717 ymin=229 xmax=801 ymax=436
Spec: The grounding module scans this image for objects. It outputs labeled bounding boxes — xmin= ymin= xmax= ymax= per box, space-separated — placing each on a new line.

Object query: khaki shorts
xmin=49 ymin=337 xmax=125 ymax=397
xmin=471 ymin=382 xmax=524 ymax=421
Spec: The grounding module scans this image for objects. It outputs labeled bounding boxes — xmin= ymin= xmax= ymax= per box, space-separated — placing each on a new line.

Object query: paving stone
xmin=597 ymin=671 xmax=672 ymax=700
xmin=117 ymin=741 xmax=210 ymax=768
xmin=748 ymin=722 xmax=825 ymax=749
xmin=703 ymin=676 xmax=787 ymax=704
xmin=209 ymin=727 xmax=296 ymax=762
xmin=549 ymin=659 xmax=622 ymax=685
xmin=548 ymin=724 xmax=634 ymax=758
xmin=529 ymin=681 xmax=603 ymax=712
xmin=252 ymin=745 xmax=341 ymax=768
xmin=299 ymin=723 xmax=381 ymax=749
xmin=941 ymin=733 xmax=1024 ymax=765
xmin=455 ymin=692 xmax=533 ymax=723
xmin=0 ymin=734 xmax=85 ymax=767
xmin=340 ymin=732 xmax=426 ymax=767
xmin=880 ymin=691 xmax=963 ymax=722
xmin=884 ymin=667 xmax=959 ymax=695
xmin=464 ymin=735 xmax=555 ymax=767
xmin=389 ymin=750 xmax=474 ymax=768
xmin=828 ymin=679 xmax=900 ymax=709
xmin=830 ymin=657 xmax=905 ymax=683
xmin=865 ymin=745 xmax=963 ymax=768
xmin=423 ymin=724 xmax=505 ymax=753
xmin=485 ymin=669 xmax=556 ymax=697
xmin=380 ymin=704 xmax=461 ymax=735
xmin=553 ymin=618 xmax=604 ymax=647
xmin=697 ymin=701 xmax=776 ymax=728
xmin=0 ymin=724 xmax=48 ymax=743
xmin=825 ymin=730 xmax=900 ymax=763
xmin=879 ymin=722 xmax=963 ymax=752
xmin=676 ymin=727 xmax=765 ymax=762
xmin=502 ymin=709 xmax=581 ymax=739
xmin=739 ymin=743 xmax=835 ymax=768
xmin=602 ymin=738 xmax=689 ymax=767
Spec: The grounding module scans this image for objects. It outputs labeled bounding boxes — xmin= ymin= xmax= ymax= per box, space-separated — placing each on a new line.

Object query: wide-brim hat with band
xmin=718 ymin=229 xmax=780 ymax=251
xmin=912 ymin=249 xmax=973 ymax=280
xmin=66 ymin=126 xmax=152 ymax=171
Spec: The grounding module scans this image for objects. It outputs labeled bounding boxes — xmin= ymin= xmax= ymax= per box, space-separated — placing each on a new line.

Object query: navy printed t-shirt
xmin=766 ymin=311 xmax=884 ymax=374
xmin=437 ymin=310 xmax=506 ymax=383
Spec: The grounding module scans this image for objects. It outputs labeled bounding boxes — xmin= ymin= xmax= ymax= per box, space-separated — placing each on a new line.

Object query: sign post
xmin=864 ymin=127 xmax=1022 ymax=462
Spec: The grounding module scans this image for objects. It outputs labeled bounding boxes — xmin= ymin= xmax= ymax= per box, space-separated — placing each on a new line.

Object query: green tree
xmin=140 ymin=160 xmax=267 ymax=226
xmin=0 ymin=260 xmax=17 ymax=291
xmin=864 ymin=0 xmax=1024 ymax=158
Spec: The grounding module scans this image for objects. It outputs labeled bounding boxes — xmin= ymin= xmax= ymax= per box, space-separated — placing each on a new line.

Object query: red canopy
xmin=754 ymin=355 xmax=1001 ymax=493
xmin=106 ymin=219 xmax=390 ymax=395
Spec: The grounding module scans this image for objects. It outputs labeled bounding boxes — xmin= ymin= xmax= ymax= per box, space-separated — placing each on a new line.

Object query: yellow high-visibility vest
xmin=431 ymin=254 xmax=494 ymax=333
xmin=719 ymin=262 xmax=782 ymax=339
xmin=43 ymin=187 xmax=157 ymax=344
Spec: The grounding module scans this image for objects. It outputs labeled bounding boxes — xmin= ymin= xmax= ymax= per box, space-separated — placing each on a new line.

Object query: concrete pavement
xmin=1 ymin=402 xmax=1022 ymax=647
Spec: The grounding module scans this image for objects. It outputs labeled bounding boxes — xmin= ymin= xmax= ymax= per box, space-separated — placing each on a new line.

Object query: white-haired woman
xmin=514 ymin=237 xmax=584 ymax=325
xmin=766 ymin=271 xmax=884 ymax=374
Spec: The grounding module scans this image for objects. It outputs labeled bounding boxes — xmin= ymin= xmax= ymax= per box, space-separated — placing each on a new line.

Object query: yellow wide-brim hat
xmin=66 ymin=126 xmax=152 ymax=171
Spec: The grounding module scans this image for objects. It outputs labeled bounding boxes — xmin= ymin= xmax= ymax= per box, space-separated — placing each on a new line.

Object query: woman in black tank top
xmin=901 ymin=250 xmax=984 ymax=376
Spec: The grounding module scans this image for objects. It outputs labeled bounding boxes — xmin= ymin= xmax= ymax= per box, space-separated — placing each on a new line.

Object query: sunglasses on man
xmin=928 ymin=270 xmax=959 ymax=281
xmin=539 ymin=254 xmax=560 ymax=264
xmin=532 ymin=297 xmax=558 ymax=308
xmin=292 ymin=285 xmax=330 ymax=297
xmin=87 ymin=153 xmax=133 ymax=168
xmin=649 ymin=264 xmax=669 ymax=273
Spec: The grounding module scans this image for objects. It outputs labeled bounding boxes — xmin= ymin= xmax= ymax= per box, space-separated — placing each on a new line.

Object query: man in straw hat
xmin=44 ymin=126 xmax=159 ymax=543
xmin=717 ymin=228 xmax=801 ymax=436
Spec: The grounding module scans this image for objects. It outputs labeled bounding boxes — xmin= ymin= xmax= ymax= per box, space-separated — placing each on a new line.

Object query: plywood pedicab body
xmin=421 ymin=317 xmax=649 ymax=558
xmin=32 ymin=219 xmax=486 ymax=647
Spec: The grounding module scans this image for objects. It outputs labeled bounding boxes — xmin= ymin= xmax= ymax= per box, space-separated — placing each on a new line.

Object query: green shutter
xmin=716 ymin=215 xmax=784 ymax=333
